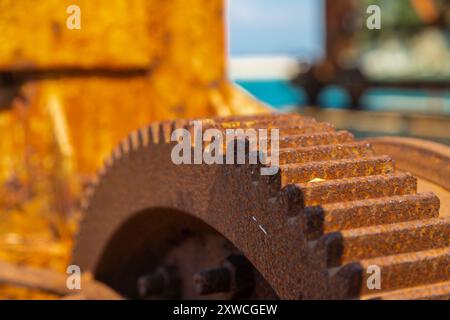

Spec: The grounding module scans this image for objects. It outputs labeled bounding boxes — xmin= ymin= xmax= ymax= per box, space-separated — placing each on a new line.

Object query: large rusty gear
xmin=73 ymin=113 xmax=450 ymax=300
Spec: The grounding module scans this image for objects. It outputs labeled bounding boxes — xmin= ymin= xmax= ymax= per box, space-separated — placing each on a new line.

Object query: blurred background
xmin=228 ymin=0 xmax=450 ymax=144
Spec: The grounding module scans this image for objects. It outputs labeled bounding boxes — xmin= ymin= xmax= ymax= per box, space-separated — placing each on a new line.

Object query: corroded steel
xmin=368 ymin=136 xmax=450 ymax=191
xmin=73 ymin=113 xmax=450 ymax=300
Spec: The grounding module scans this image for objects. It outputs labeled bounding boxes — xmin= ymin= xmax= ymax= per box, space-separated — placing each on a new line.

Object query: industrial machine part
xmin=73 ymin=113 xmax=450 ymax=300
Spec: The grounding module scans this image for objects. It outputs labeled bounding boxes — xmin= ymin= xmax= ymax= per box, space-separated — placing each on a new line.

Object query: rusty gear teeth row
xmin=75 ymin=113 xmax=449 ymax=300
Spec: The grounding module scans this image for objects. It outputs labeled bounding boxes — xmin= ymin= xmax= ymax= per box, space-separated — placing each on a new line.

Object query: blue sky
xmin=228 ymin=0 xmax=325 ymax=60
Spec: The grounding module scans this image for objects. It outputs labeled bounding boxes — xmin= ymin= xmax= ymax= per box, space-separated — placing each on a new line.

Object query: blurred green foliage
xmin=361 ymin=0 xmax=449 ymax=32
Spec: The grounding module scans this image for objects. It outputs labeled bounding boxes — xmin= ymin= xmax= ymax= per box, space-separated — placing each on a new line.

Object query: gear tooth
xmin=180 ymin=119 xmax=193 ymax=128
xmin=104 ymin=154 xmax=114 ymax=168
xmin=298 ymin=173 xmax=417 ymax=207
xmin=179 ymin=123 xmax=194 ymax=146
xmin=182 ymin=122 xmax=191 ymax=131
xmin=171 ymin=122 xmax=188 ymax=143
xmin=280 ymin=156 xmax=395 ymax=185
xmin=362 ymin=280 xmax=450 ymax=300
xmin=80 ymin=186 xmax=95 ymax=211
xmin=158 ymin=122 xmax=167 ymax=144
xmin=180 ymin=123 xmax=191 ymax=141
xmin=280 ymin=184 xmax=304 ymax=216
xmin=173 ymin=119 xmax=186 ymax=130
xmin=157 ymin=120 xmax=178 ymax=144
xmin=317 ymin=218 xmax=450 ymax=268
xmin=144 ymin=123 xmax=157 ymax=145
xmin=279 ymin=141 xmax=374 ymax=165
xmin=147 ymin=122 xmax=160 ymax=144
xmin=278 ymin=131 xmax=354 ymax=148
xmin=333 ymin=248 xmax=450 ymax=297
xmin=121 ymin=137 xmax=131 ymax=154
xmin=169 ymin=121 xmax=178 ymax=142
xmin=90 ymin=175 xmax=99 ymax=187
xmin=139 ymin=126 xmax=151 ymax=146
xmin=302 ymin=193 xmax=440 ymax=241
xmin=201 ymin=118 xmax=216 ymax=130
xmin=129 ymin=130 xmax=140 ymax=151
xmin=97 ymin=165 xmax=107 ymax=178
xmin=80 ymin=198 xmax=89 ymax=211
xmin=277 ymin=122 xmax=335 ymax=137
xmin=137 ymin=128 xmax=145 ymax=147
xmin=113 ymin=144 xmax=122 ymax=160
xmin=85 ymin=185 xmax=95 ymax=198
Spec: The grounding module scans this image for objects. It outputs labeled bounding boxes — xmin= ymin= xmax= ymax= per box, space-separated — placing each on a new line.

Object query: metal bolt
xmin=137 ymin=266 xmax=180 ymax=298
xmin=137 ymin=272 xmax=165 ymax=297
xmin=193 ymin=254 xmax=255 ymax=297
xmin=194 ymin=267 xmax=231 ymax=295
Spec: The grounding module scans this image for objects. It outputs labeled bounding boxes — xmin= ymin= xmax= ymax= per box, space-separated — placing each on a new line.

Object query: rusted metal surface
xmin=0 ymin=260 xmax=122 ymax=300
xmin=303 ymin=193 xmax=440 ymax=239
xmin=73 ymin=113 xmax=450 ymax=299
xmin=363 ymin=280 xmax=450 ymax=300
xmin=368 ymin=136 xmax=450 ymax=191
